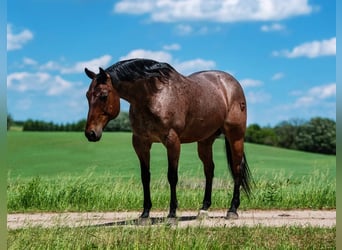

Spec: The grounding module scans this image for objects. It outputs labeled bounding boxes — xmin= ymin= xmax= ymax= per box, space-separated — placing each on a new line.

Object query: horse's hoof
xmin=226 ymin=211 xmax=239 ymax=220
xmin=167 ymin=211 xmax=177 ymax=219
xmin=197 ymin=210 xmax=209 ymax=219
xmin=140 ymin=209 xmax=150 ymax=219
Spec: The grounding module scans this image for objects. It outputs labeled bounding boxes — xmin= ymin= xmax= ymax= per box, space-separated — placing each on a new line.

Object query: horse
xmin=84 ymin=58 xmax=252 ymax=219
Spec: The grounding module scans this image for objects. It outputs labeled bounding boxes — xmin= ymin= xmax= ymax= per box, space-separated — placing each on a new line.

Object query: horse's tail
xmin=225 ymin=137 xmax=252 ymax=197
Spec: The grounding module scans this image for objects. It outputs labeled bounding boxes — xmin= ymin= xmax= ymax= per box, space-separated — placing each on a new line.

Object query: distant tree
xmin=295 ymin=117 xmax=336 ymax=154
xmin=73 ymin=119 xmax=87 ymax=131
xmin=245 ymin=124 xmax=263 ymax=144
xmin=260 ymin=127 xmax=278 ymax=146
xmin=274 ymin=119 xmax=305 ymax=149
xmin=7 ymin=114 xmax=14 ymax=130
xmin=22 ymin=119 xmax=34 ymax=131
xmin=245 ymin=124 xmax=277 ymax=145
xmin=105 ymin=112 xmax=131 ymax=132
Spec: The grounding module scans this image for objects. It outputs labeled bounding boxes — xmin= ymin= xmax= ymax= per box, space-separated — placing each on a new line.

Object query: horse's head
xmin=84 ymin=67 xmax=120 ymax=142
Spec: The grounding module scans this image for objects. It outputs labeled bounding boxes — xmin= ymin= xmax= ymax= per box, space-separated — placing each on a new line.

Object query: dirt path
xmin=8 ymin=209 xmax=335 ymax=230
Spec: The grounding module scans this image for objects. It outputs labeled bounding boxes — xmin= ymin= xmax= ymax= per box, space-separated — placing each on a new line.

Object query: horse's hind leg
xmin=197 ymin=135 xmax=216 ymax=215
xmin=224 ymin=128 xmax=246 ymax=219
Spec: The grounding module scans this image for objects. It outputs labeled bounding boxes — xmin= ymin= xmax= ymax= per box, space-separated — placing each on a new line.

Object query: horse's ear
xmin=85 ymin=68 xmax=96 ymax=79
xmin=98 ymin=67 xmax=111 ymax=84
xmin=99 ymin=67 xmax=108 ymax=79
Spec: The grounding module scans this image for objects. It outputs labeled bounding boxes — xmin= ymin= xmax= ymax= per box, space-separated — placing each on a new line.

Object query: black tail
xmin=225 ymin=138 xmax=252 ymax=197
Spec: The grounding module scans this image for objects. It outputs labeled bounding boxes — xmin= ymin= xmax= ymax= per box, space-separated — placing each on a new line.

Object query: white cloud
xmin=7 ymin=72 xmax=73 ymax=96
xmin=23 ymin=57 xmax=38 ymax=66
xmin=273 ymin=37 xmax=336 ymax=58
xmin=175 ymin=24 xmax=193 ymax=35
xmin=294 ymin=83 xmax=336 ymax=107
xmin=163 ymin=43 xmax=181 ymax=51
xmin=7 ymin=72 xmax=49 ymax=92
xmin=40 ymin=60 xmax=63 ymax=71
xmin=120 ymin=49 xmax=173 ymax=63
xmin=61 ymin=55 xmax=113 ymax=74
xmin=47 ymin=76 xmax=73 ymax=95
xmin=174 ymin=24 xmax=222 ymax=36
xmin=271 ymin=72 xmax=284 ymax=80
xmin=261 ymin=23 xmax=286 ymax=32
xmin=19 ymin=55 xmax=113 ymax=74
xmin=7 ymin=24 xmax=34 ymax=51
xmin=246 ymin=91 xmax=271 ymax=104
xmin=309 ymin=83 xmax=336 ymax=99
xmin=174 ymin=59 xmax=216 ymax=75
xmin=240 ymin=78 xmax=263 ymax=88
xmin=114 ymin=0 xmax=154 ymax=14
xmin=114 ymin=0 xmax=313 ymax=22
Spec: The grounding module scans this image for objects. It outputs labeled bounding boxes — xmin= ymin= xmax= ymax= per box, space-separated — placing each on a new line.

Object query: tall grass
xmin=7 ymin=170 xmax=335 ymax=213
xmin=8 ymin=225 xmax=336 ymax=249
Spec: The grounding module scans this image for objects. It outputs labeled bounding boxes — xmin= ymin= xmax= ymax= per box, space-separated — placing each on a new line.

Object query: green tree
xmin=105 ymin=112 xmax=131 ymax=132
xmin=7 ymin=114 xmax=14 ymax=130
xmin=74 ymin=119 xmax=87 ymax=131
xmin=245 ymin=124 xmax=277 ymax=146
xmin=295 ymin=117 xmax=335 ymax=154
xmin=260 ymin=127 xmax=277 ymax=146
xmin=245 ymin=124 xmax=263 ymax=144
xmin=274 ymin=119 xmax=305 ymax=149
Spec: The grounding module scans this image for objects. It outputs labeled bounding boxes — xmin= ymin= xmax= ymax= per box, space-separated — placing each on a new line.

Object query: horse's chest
xmin=129 ymin=109 xmax=169 ymax=141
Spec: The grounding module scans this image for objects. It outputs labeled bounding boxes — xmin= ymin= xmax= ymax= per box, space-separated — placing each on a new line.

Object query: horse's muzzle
xmin=85 ymin=129 xmax=102 ymax=142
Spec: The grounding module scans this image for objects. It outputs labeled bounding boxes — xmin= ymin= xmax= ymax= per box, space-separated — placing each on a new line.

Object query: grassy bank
xmin=8 ymin=225 xmax=336 ymax=249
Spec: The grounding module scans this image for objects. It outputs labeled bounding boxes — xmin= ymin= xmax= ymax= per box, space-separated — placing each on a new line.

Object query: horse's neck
xmin=114 ymin=73 xmax=186 ymax=105
xmin=114 ymin=80 xmax=156 ymax=104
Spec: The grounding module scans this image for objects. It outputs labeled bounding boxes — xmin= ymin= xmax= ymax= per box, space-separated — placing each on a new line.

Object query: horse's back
xmin=188 ymin=70 xmax=245 ymax=101
xmin=188 ymin=70 xmax=246 ymax=111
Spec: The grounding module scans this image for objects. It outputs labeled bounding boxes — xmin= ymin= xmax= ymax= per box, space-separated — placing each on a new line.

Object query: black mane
xmin=103 ymin=58 xmax=176 ymax=84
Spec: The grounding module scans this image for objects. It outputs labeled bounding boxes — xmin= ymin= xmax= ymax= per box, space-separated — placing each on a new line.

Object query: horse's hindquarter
xmin=177 ymin=71 xmax=242 ymax=142
xmin=183 ymin=71 xmax=247 ymax=138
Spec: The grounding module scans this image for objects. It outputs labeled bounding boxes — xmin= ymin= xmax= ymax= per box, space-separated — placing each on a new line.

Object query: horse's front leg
xmin=163 ymin=129 xmax=181 ymax=218
xmin=132 ymin=135 xmax=152 ymax=218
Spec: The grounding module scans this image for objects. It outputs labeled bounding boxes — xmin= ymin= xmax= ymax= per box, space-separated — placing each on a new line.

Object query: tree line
xmin=7 ymin=112 xmax=131 ymax=132
xmin=245 ymin=117 xmax=335 ymax=155
xmin=8 ymin=114 xmax=335 ymax=155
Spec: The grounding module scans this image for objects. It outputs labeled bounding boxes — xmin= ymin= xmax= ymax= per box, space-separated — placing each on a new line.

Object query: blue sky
xmin=7 ymin=0 xmax=336 ymax=126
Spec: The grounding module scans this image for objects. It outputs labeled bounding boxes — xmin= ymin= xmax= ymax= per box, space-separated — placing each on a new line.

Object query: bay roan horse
xmin=84 ymin=58 xmax=252 ymax=219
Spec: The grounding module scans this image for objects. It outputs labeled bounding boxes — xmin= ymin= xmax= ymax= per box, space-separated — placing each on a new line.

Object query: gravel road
xmin=8 ymin=209 xmax=335 ymax=229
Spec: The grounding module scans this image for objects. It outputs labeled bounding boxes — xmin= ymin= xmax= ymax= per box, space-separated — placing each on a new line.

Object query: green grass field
xmin=7 ymin=132 xmax=335 ymax=212
xmin=7 ymin=132 xmax=336 ymax=249
xmin=8 ymin=131 xmax=335 ymax=180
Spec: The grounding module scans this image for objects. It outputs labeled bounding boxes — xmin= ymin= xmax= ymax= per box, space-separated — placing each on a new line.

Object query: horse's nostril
xmin=90 ymin=130 xmax=96 ymax=138
xmin=85 ymin=130 xmax=97 ymax=141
